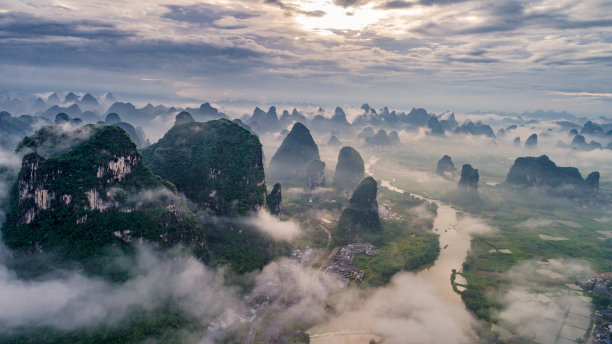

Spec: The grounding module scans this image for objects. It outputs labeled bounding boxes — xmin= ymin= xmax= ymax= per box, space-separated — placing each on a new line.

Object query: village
xmin=208 ymin=242 xmax=380 ymax=334
xmin=324 ymin=243 xmax=379 ymax=282
xmin=581 ymin=274 xmax=612 ymax=344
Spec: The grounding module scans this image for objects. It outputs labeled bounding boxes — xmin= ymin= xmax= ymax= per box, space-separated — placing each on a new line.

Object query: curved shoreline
xmin=310 ymin=157 xmax=478 ymax=343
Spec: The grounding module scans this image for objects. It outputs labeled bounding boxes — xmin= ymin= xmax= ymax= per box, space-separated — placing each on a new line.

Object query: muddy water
xmin=415 ymin=199 xmax=472 ymax=306
xmin=371 ymin=160 xmax=473 ymax=305
xmin=310 ymin=158 xmax=477 ymax=344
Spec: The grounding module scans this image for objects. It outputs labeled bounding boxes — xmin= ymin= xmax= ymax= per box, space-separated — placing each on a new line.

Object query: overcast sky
xmin=0 ymin=0 xmax=611 ymax=115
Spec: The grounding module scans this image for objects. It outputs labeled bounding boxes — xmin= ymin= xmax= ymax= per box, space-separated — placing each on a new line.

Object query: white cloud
xmin=0 ymin=245 xmax=238 ymax=331
xmin=496 ymin=259 xmax=593 ymax=343
xmin=0 ymin=0 xmax=611 ymax=114
xmin=245 ymin=210 xmax=302 ymax=241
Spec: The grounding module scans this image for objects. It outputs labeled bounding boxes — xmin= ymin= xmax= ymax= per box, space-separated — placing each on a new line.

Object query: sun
xmin=294 ymin=0 xmax=387 ymax=35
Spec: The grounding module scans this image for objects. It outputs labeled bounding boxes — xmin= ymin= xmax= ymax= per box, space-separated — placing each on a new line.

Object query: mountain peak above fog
xmin=64 ymin=92 xmax=79 ymax=103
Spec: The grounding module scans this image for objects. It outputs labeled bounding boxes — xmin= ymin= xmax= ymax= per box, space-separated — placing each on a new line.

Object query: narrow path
xmin=310 ymin=331 xmax=382 ymax=338
xmin=320 ymin=223 xmax=332 ymax=249
xmin=309 ymin=218 xmax=332 ymax=248
xmin=310 ymin=331 xmax=386 ymax=343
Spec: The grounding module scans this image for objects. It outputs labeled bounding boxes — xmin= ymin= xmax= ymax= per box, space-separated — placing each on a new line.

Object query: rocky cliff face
xmin=14 ymin=126 xmax=144 ymax=225
xmin=458 ymin=164 xmax=479 ymax=190
xmin=333 ymin=146 xmax=364 ymax=191
xmin=436 ymin=155 xmax=457 ymax=178
xmin=15 ymin=151 xmax=140 ymax=225
xmin=268 ymin=122 xmax=320 ymax=182
xmin=2 ymin=125 xmax=202 ymax=258
xmin=142 ymin=119 xmax=266 ymax=215
xmin=306 ymin=160 xmax=326 ymax=190
xmin=506 ymin=155 xmax=599 ymax=195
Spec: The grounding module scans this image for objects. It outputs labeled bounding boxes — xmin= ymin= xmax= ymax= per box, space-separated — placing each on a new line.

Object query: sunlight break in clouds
xmin=1 ymin=0 xmax=611 ymax=114
xmin=295 ymin=0 xmax=387 ymax=34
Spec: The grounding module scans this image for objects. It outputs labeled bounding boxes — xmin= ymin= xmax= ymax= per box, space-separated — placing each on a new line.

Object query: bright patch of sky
xmin=295 ymin=0 xmax=386 ymax=34
xmin=0 ymin=0 xmax=611 ymax=115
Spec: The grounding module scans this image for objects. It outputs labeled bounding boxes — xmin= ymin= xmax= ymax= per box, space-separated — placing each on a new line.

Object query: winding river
xmin=309 ymin=158 xmax=478 ymax=344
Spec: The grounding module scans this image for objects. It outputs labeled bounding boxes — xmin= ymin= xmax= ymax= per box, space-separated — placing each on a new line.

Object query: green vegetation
xmin=8 ymin=113 xmax=610 ymax=343
xmin=506 ymin=155 xmax=600 ymax=198
xmin=354 ymin=230 xmax=439 ymax=286
xmin=141 ymin=119 xmax=295 ymax=272
xmin=593 ymin=294 xmax=612 ymax=310
xmin=452 ymin=187 xmax=612 ymax=324
xmin=2 ymin=125 xmax=204 ymax=265
xmin=5 ymin=206 xmax=204 ymax=263
xmin=280 ymin=188 xmax=343 ymax=250
xmin=334 ymin=177 xmax=381 ymax=245
xmin=17 ymin=124 xmax=96 ymax=158
xmin=368 ymin=145 xmax=612 ymax=341
xmin=302 ymin=175 xmax=439 ymax=285
xmin=275 ymin=173 xmax=439 ymax=284
xmin=203 ymin=220 xmax=291 ymax=273
xmin=266 ymin=182 xmax=282 ymax=215
xmin=458 ymin=164 xmax=479 ymax=190
xmin=142 ymin=119 xmax=266 ymax=216
xmin=351 ymin=186 xmax=439 ymax=286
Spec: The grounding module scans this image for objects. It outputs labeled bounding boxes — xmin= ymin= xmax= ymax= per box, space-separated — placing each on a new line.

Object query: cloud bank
xmin=0 ymin=0 xmax=611 ymax=114
xmin=245 ymin=210 xmax=302 ymax=241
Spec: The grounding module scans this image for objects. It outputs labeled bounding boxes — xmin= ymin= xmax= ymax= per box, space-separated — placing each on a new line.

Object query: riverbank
xmin=310 ymin=158 xmax=480 ymax=343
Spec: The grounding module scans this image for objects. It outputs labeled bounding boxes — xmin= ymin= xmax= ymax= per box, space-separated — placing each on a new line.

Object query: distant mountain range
xmin=1 ymin=92 xmax=611 ymax=155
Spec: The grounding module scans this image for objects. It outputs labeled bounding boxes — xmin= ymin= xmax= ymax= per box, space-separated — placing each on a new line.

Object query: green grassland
xmin=281 ymin=181 xmax=440 ymax=286
xmin=354 ymin=231 xmax=439 ymax=286
xmin=351 ymin=187 xmax=439 ymax=286
xmin=367 ymin=144 xmax=612 ymax=341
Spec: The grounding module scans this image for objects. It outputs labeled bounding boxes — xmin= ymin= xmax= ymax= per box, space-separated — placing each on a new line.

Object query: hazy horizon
xmin=1 ymin=0 xmax=611 ymax=116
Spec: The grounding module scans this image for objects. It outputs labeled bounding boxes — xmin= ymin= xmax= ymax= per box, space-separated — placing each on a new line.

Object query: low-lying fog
xmin=0 ymin=102 xmax=609 ymax=343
